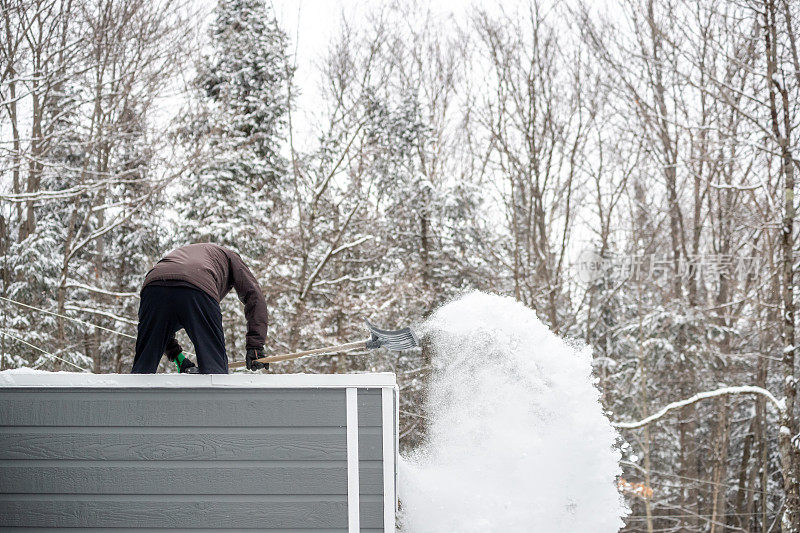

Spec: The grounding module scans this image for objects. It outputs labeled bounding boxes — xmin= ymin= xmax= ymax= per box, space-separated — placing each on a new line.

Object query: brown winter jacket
xmin=142 ymin=243 xmax=268 ymax=349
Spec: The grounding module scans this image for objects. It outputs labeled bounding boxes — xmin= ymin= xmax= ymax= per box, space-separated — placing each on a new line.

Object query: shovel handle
xmin=228 ymin=340 xmax=368 ymax=369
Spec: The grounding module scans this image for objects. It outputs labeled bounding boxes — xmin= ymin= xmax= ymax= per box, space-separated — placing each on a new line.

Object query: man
xmin=131 ymin=243 xmax=269 ymax=374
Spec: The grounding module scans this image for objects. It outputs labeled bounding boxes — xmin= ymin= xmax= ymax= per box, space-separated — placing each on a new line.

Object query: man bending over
xmin=131 ymin=243 xmax=269 ymax=374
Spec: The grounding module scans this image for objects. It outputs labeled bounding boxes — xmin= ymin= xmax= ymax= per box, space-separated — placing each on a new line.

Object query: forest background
xmin=2 ymin=0 xmax=800 ymax=531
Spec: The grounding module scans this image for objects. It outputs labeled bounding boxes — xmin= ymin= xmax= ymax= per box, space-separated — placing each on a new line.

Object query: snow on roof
xmin=0 ymin=369 xmax=397 ymax=389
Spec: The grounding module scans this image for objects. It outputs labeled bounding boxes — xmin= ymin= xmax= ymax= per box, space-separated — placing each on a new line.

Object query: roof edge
xmin=0 ymin=370 xmax=397 ymax=388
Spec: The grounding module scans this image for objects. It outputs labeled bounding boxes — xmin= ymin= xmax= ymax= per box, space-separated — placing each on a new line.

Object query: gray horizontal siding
xmin=358 ymin=389 xmax=388 ymax=529
xmin=3 ymin=527 xmax=383 ymax=533
xmin=0 ymin=426 xmax=382 ymax=461
xmin=0 ymin=495 xmax=383 ymax=528
xmin=0 ymin=461 xmax=384 ymax=494
xmin=0 ymin=386 xmax=390 ymax=530
xmin=0 ymin=388 xmax=382 ymax=427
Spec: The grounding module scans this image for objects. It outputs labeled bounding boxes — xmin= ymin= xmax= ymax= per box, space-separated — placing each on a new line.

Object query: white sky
xmin=269 ymin=0 xmax=487 ymax=151
xmin=270 ymin=0 xmax=354 ymax=151
xmin=267 ymin=0 xmax=623 ymax=151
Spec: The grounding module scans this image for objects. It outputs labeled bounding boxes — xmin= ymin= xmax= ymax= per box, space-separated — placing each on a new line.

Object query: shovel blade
xmin=365 ymin=319 xmax=419 ymax=351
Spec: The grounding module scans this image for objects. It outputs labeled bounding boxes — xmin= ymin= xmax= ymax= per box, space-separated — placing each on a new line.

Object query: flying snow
xmin=399 ymin=292 xmax=627 ymax=532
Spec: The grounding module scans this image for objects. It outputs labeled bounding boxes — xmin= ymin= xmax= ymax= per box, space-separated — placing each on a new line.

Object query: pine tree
xmin=178 ymin=0 xmax=292 ymax=262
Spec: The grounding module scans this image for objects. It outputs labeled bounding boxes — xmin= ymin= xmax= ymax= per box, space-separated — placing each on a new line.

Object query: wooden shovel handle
xmin=228 ymin=340 xmax=368 ymax=369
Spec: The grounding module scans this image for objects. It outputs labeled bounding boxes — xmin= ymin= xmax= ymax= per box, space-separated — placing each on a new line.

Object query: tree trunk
xmin=764 ymin=1 xmax=800 ymax=529
xmin=710 ymin=397 xmax=730 ymax=532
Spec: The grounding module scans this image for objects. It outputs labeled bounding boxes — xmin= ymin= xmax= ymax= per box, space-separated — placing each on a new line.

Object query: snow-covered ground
xmin=399 ymin=292 xmax=627 ymax=532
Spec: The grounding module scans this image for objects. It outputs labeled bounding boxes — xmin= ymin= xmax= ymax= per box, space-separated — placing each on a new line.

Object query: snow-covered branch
xmin=66 ymin=282 xmax=139 ymax=299
xmin=63 ymin=305 xmax=138 ymax=327
xmin=329 ymin=235 xmax=372 ymax=257
xmin=708 ymin=182 xmax=762 ymax=191
xmin=312 ymin=271 xmax=387 ymax=288
xmin=614 ymin=386 xmax=784 ymax=430
xmin=0 ymin=176 xmax=159 ymax=203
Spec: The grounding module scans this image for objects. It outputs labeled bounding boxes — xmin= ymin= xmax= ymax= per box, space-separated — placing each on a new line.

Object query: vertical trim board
xmin=382 ymin=387 xmax=396 ymax=532
xmin=346 ymin=387 xmax=360 ymax=532
xmin=394 ymin=384 xmax=400 ymax=528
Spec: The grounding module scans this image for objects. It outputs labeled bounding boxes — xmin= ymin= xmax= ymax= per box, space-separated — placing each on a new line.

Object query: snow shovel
xmin=228 ymin=319 xmax=419 ymax=368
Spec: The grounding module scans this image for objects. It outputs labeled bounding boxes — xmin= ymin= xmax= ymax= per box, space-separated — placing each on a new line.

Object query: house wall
xmin=0 ymin=374 xmax=396 ymax=532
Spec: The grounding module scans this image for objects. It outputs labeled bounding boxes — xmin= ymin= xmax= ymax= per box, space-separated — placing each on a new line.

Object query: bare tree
xmin=473 ymin=1 xmax=593 ymax=334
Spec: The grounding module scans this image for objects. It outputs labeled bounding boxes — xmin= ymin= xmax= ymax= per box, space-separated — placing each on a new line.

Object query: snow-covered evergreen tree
xmin=178 ymin=0 xmax=292 ymax=261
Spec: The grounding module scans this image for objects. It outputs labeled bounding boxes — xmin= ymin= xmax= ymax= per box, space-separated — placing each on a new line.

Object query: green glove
xmin=174 ymin=352 xmax=199 ymax=374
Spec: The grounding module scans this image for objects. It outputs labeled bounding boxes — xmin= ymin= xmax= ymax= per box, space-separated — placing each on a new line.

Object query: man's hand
xmin=246 ymin=347 xmax=269 ymax=371
xmin=178 ymin=356 xmax=199 ymax=374
xmin=165 ymin=338 xmax=182 ymax=362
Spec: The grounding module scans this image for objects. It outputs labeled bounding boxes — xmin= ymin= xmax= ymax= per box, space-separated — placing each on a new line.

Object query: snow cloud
xmin=399 ymin=292 xmax=627 ymax=532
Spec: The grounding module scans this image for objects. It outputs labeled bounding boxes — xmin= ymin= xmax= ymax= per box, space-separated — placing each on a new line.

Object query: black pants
xmin=131 ymin=285 xmax=228 ymax=374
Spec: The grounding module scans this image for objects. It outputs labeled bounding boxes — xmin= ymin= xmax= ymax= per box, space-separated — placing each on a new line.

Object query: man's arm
xmin=226 ymin=250 xmax=269 ymax=349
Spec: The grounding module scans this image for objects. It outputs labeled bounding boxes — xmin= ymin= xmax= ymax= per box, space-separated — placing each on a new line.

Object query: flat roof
xmin=0 ymin=370 xmax=397 ymax=389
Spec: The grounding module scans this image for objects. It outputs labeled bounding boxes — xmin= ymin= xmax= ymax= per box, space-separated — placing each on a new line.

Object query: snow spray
xmin=399 ymin=292 xmax=627 ymax=532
